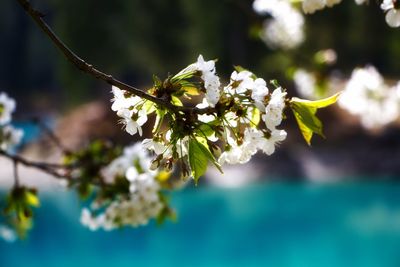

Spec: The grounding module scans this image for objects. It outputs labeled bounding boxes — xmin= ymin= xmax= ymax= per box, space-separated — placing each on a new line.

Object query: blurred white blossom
xmin=0 ymin=92 xmax=24 ymax=151
xmin=0 ymin=125 xmax=24 ymax=151
xmin=294 ymin=69 xmax=318 ymax=99
xmin=339 ymin=66 xmax=400 ymax=129
xmin=0 ymin=92 xmax=16 ymax=126
xmin=302 ymin=0 xmax=342 ymax=14
xmin=253 ymin=0 xmax=305 ymax=50
xmin=82 ymin=143 xmax=164 ymax=230
xmin=0 ymin=225 xmax=17 ymax=243
xmin=381 ymin=0 xmax=400 ymax=28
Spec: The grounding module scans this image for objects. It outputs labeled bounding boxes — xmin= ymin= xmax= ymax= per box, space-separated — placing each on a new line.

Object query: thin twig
xmin=0 ymin=150 xmax=71 ymax=180
xmin=16 ymin=0 xmax=215 ymax=115
xmin=30 ymin=117 xmax=71 ymax=154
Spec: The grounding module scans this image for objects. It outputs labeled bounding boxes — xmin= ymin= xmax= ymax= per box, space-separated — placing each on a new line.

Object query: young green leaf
xmin=153 ymin=109 xmax=165 ymax=134
xmin=290 ymin=93 xmax=340 ymax=145
xmin=143 ymin=100 xmax=156 ymax=114
xmin=182 ymin=85 xmax=200 ymax=96
xmin=25 ymin=191 xmax=40 ymax=208
xmin=171 ymin=96 xmax=183 ymax=106
xmin=188 ymin=137 xmax=223 ymax=185
xmin=188 ymin=139 xmax=209 ymax=185
xmin=197 ymin=122 xmax=216 ymax=137
xmin=291 ymin=92 xmax=340 ymax=109
xmin=291 ymin=104 xmax=321 ymax=145
xmin=250 ymin=107 xmax=261 ymax=127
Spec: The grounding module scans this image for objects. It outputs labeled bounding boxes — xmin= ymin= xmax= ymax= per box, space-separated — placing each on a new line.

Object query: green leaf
xmin=291 ymin=92 xmax=341 ymax=109
xmin=153 ymin=109 xmax=165 ymax=134
xmin=152 ymin=75 xmax=162 ymax=88
xmin=290 ymin=93 xmax=340 ymax=145
xmin=188 ymin=137 xmax=223 ymax=185
xmin=143 ymin=100 xmax=156 ymax=114
xmin=188 ymin=139 xmax=208 ymax=185
xmin=197 ymin=122 xmax=215 ymax=137
xmin=172 ymin=69 xmax=198 ymax=82
xmin=291 ymin=102 xmax=324 ymax=146
xmin=182 ymin=86 xmax=200 ymax=96
xmin=250 ymin=107 xmax=261 ymax=127
xmin=195 ymin=137 xmax=222 ymax=173
xmin=25 ymin=191 xmax=40 ymax=208
xmin=171 ymin=96 xmax=183 ymax=106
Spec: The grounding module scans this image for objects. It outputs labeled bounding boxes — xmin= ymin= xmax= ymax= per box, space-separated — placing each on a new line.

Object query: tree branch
xmin=16 ymin=0 xmax=215 ymax=115
xmin=16 ymin=0 xmax=176 ymax=110
xmin=30 ymin=117 xmax=71 ymax=154
xmin=0 ymin=150 xmax=71 ymax=180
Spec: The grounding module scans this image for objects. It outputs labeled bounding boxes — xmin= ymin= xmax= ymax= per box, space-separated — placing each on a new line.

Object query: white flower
xmin=354 ymin=0 xmax=367 ymax=5
xmin=302 ymin=0 xmax=325 ymax=14
xmin=262 ymin=87 xmax=287 ymax=130
xmin=257 ymin=129 xmax=287 ymax=155
xmin=0 ymin=225 xmax=16 ymax=242
xmin=195 ymin=55 xmax=221 ymax=107
xmin=293 ymin=69 xmax=317 ymax=99
xmin=244 ymin=128 xmax=286 ymax=156
xmin=102 ymin=143 xmax=152 ymax=184
xmin=204 ymin=74 xmax=221 ymax=107
xmin=142 ymin=138 xmax=167 ymax=155
xmin=302 ymin=0 xmax=342 ymax=14
xmin=116 ymin=108 xmax=148 ymax=136
xmin=228 ymin=71 xmax=254 ymax=94
xmin=80 ymin=208 xmax=102 ymax=231
xmin=83 ymin=143 xmax=164 ymax=231
xmin=98 ymin=169 xmax=162 ymax=229
xmin=261 ymin=15 xmax=304 ymax=50
xmin=164 ymin=131 xmax=189 ymax=158
xmin=338 ymin=66 xmax=400 ymax=129
xmin=103 ymin=197 xmax=163 ymax=229
xmin=381 ymin=0 xmax=400 ymax=27
xmin=0 ymin=92 xmax=16 ymax=126
xmin=251 ymin=78 xmax=269 ymax=111
xmin=243 ymin=128 xmax=264 ymax=155
xmin=386 ymin=9 xmax=400 ymax=27
xmin=219 ymin=127 xmax=287 ymax=165
xmin=326 ymin=0 xmax=342 ymax=7
xmin=195 ymin=55 xmax=215 ymax=73
xmin=111 ymin=86 xmax=143 ymax=111
xmin=218 ymin=142 xmax=248 ymax=165
xmin=0 ymin=125 xmax=24 ymax=151
xmin=254 ymin=0 xmax=305 ymax=50
xmin=111 ymin=86 xmax=148 ymax=136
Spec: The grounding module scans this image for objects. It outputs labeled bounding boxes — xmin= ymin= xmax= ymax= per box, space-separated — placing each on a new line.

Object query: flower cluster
xmin=111 ymin=87 xmax=149 ymax=136
xmin=301 ymin=0 xmax=400 ymax=28
xmin=339 ymin=66 xmax=400 ymax=129
xmin=253 ymin=0 xmax=305 ymax=50
xmin=80 ymin=143 xmax=165 ymax=230
xmin=252 ymin=0 xmax=400 ymax=50
xmin=110 ymin=55 xmax=295 ymax=183
xmin=0 ymin=92 xmax=23 ymax=151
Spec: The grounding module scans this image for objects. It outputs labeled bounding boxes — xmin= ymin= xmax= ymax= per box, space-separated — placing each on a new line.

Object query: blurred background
xmin=1 ymin=0 xmax=400 ymax=266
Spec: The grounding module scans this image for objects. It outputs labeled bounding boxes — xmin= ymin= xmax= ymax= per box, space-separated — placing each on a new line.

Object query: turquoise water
xmin=1 ymin=182 xmax=400 ymax=267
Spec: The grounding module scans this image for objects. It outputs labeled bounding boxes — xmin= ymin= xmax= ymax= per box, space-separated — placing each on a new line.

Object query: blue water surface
xmin=1 ymin=182 xmax=400 ymax=267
